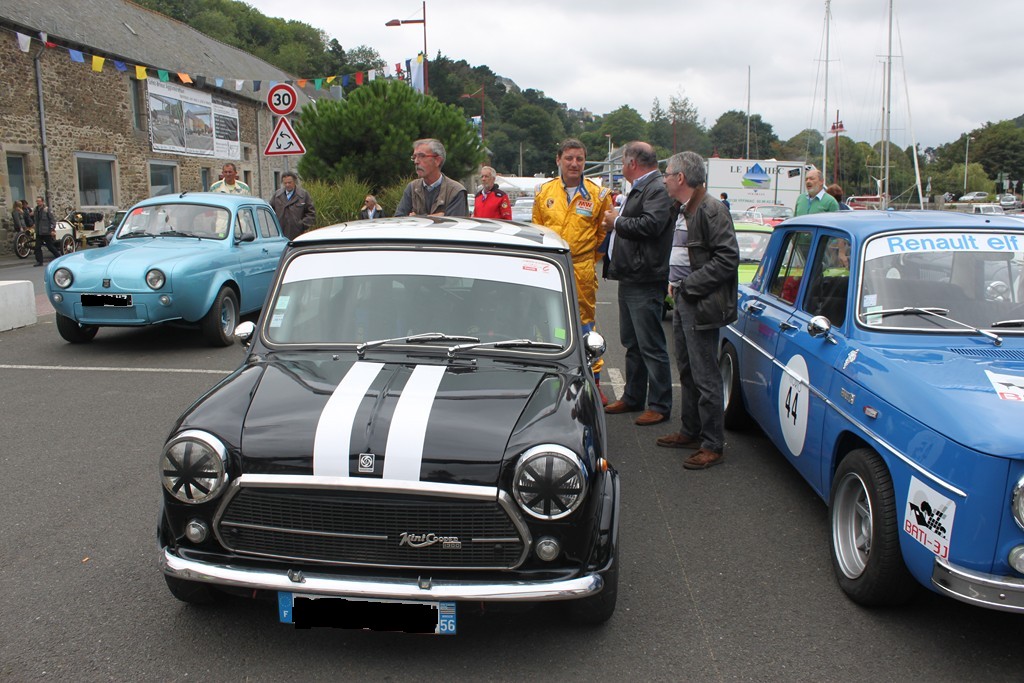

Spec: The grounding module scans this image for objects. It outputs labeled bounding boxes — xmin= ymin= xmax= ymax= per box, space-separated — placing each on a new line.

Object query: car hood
xmin=237 ymin=357 xmax=551 ymax=485
xmin=63 ymin=239 xmax=223 ymax=283
xmin=847 ymin=341 xmax=1024 ymax=458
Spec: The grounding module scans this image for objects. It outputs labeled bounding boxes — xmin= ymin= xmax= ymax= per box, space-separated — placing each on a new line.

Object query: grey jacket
xmin=34 ymin=204 xmax=56 ymax=236
xmin=678 ymin=187 xmax=740 ymax=329
xmin=270 ymin=187 xmax=316 ymax=240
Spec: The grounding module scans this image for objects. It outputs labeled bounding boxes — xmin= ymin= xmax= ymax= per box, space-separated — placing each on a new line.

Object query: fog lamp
xmin=185 ymin=519 xmax=209 ymax=544
xmin=52 ymin=293 xmax=64 ymax=304
xmin=1009 ymin=545 xmax=1024 ymax=574
xmin=159 ymin=295 xmax=171 ymax=306
xmin=535 ymin=537 xmax=561 ymax=562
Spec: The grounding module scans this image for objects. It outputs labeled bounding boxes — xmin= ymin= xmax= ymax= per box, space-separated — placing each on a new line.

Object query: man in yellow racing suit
xmin=533 ymin=138 xmax=613 ymax=404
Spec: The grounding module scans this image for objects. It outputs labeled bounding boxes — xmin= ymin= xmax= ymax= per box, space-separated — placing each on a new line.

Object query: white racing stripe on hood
xmin=383 ymin=365 xmax=447 ymax=481
xmin=313 ymin=362 xmax=385 ymax=476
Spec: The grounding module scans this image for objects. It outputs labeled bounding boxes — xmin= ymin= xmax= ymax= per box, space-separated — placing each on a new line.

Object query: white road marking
xmin=0 ymin=364 xmax=229 ymax=374
xmin=606 ymin=366 xmax=680 ymax=390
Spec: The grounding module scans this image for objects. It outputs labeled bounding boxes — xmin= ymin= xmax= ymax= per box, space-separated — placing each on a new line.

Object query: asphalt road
xmin=1 ymin=273 xmax=1022 ymax=682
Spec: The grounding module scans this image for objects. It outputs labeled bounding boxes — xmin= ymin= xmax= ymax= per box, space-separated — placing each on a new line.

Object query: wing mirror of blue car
xmin=234 ymin=320 xmax=255 ymax=348
xmin=236 ymin=231 xmax=256 ymax=243
xmin=807 ymin=316 xmax=837 ymax=344
xmin=584 ymin=330 xmax=606 ymax=361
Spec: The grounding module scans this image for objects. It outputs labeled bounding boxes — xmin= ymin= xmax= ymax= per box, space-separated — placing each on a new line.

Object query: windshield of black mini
xmin=266 ymin=249 xmax=572 ymax=348
xmin=116 ymin=204 xmax=230 ymax=239
xmin=860 ymin=230 xmax=1024 ymax=330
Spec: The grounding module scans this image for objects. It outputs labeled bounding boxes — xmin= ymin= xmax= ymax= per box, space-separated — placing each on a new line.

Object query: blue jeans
xmin=672 ymin=291 xmax=725 ymax=453
xmin=617 ymin=282 xmax=673 ymax=415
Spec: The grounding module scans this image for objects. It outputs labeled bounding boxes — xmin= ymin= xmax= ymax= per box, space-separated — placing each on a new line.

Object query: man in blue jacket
xmin=601 ymin=141 xmax=674 ymax=426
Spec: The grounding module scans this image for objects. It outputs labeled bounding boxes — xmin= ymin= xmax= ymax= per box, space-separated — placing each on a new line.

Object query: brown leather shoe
xmin=604 ymin=400 xmax=641 ymax=414
xmin=656 ymin=432 xmax=700 ymax=449
xmin=683 ymin=448 xmax=725 ymax=470
xmin=634 ymin=410 xmax=668 ymax=426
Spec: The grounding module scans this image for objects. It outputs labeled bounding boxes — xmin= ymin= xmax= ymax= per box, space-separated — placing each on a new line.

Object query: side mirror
xmin=234 ymin=321 xmax=255 ymax=348
xmin=236 ymin=231 xmax=256 ymax=243
xmin=584 ymin=330 xmax=606 ymax=362
xmin=807 ymin=315 xmax=835 ymax=343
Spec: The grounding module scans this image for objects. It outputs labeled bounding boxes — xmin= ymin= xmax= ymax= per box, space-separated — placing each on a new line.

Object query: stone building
xmin=0 ymin=0 xmax=309 ymax=255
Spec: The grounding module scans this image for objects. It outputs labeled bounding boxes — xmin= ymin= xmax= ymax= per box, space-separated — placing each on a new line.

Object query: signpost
xmin=264 ymin=83 xmax=304 ymax=157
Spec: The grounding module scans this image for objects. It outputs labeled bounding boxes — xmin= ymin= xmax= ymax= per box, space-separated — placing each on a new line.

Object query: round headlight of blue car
xmin=53 ymin=267 xmax=73 ymax=289
xmin=146 ymin=268 xmax=166 ymax=290
xmin=513 ymin=445 xmax=588 ymax=520
xmin=160 ymin=430 xmax=229 ymax=504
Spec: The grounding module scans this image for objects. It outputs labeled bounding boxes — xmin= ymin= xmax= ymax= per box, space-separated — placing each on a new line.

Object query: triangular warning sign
xmin=264 ymin=117 xmax=305 ymax=156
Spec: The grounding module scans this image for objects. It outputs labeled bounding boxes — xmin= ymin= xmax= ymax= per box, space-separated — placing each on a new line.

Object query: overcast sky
xmin=246 ymin=0 xmax=1020 ymax=152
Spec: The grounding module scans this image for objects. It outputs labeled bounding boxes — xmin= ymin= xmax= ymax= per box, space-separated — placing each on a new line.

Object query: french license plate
xmin=278 ymin=592 xmax=456 ymax=635
xmin=82 ymin=293 xmax=132 ymax=307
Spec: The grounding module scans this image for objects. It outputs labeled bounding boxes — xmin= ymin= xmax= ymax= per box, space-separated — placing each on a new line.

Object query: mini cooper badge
xmin=399 ymin=532 xmax=462 ymax=550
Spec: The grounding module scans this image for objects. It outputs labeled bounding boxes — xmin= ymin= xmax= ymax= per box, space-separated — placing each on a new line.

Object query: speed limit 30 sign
xmin=267 ymin=83 xmax=297 ymax=116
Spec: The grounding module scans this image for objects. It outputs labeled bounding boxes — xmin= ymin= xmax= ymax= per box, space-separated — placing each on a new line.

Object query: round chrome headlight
xmin=513 ymin=445 xmax=588 ymax=520
xmin=1013 ymin=477 xmax=1024 ymax=531
xmin=146 ymin=268 xmax=166 ymax=290
xmin=160 ymin=430 xmax=228 ymax=504
xmin=53 ymin=267 xmax=73 ymax=289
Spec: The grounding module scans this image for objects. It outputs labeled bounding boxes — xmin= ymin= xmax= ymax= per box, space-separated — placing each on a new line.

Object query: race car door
xmin=770 ymin=230 xmax=852 ymax=496
xmin=738 ymin=228 xmax=813 ymax=432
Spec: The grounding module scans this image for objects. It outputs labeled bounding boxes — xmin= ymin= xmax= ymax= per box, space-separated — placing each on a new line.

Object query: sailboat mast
xmin=883 ymin=0 xmax=893 ymax=209
xmin=822 ymin=0 xmax=831 ymax=179
xmin=745 ymin=66 xmax=751 ymax=159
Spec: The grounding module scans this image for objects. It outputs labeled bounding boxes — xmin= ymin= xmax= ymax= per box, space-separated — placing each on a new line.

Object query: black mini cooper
xmin=158 ymin=216 xmax=619 ymax=632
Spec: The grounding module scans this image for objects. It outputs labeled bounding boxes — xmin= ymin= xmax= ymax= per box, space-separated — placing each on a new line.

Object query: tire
xmin=720 ymin=343 xmax=750 ymax=430
xmin=55 ymin=313 xmax=98 ymax=343
xmin=60 ymin=234 xmax=76 ymax=255
xmin=828 ymin=448 xmax=917 ymax=606
xmin=14 ymin=232 xmax=31 ymax=259
xmin=201 ymin=287 xmax=239 ymax=347
xmin=164 ymin=574 xmax=219 ymax=605
xmin=566 ymin=550 xmax=618 ymax=626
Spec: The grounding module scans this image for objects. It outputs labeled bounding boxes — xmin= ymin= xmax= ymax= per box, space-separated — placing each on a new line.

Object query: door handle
xmin=745 ymin=302 xmax=765 ymax=314
xmin=779 ymin=321 xmax=797 ymax=331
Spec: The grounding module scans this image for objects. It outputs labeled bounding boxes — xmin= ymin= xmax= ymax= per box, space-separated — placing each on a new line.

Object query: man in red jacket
xmin=472 ymin=166 xmax=512 ymax=220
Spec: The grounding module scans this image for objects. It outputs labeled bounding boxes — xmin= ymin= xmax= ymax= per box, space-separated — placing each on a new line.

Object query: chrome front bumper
xmin=161 ymin=547 xmax=604 ymax=602
xmin=932 ymin=556 xmax=1024 ymax=613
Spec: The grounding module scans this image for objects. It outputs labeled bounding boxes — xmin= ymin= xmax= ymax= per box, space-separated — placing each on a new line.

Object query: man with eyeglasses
xmin=394 ymin=138 xmax=469 ymax=217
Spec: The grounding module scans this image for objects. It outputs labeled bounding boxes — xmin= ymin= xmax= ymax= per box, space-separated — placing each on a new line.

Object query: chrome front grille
xmin=214 ymin=477 xmax=529 ymax=570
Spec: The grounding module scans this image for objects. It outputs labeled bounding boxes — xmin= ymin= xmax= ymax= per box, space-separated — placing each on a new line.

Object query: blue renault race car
xmin=720 ymin=210 xmax=1024 ymax=612
xmin=45 ymin=193 xmax=287 ymax=346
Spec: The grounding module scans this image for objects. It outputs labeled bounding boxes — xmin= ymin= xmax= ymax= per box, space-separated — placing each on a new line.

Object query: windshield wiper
xmin=158 ymin=228 xmax=198 ymax=237
xmin=992 ymin=319 xmax=1024 ymax=328
xmin=356 ymin=332 xmax=479 ymax=358
xmin=118 ymin=231 xmax=154 ymax=239
xmin=863 ymin=306 xmax=1003 ymax=346
xmin=447 ymin=338 xmax=563 ymax=357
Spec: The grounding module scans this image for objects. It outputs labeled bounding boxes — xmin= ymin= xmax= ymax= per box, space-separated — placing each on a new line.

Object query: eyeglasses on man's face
xmin=411 ymin=153 xmax=439 ymax=161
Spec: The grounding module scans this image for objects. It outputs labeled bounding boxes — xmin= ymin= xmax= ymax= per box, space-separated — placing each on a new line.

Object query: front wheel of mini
xmin=201 ymin=287 xmax=239 ymax=347
xmin=829 ymin=448 xmax=917 ymax=606
xmin=55 ymin=313 xmax=98 ymax=343
xmin=566 ymin=551 xmax=618 ymax=626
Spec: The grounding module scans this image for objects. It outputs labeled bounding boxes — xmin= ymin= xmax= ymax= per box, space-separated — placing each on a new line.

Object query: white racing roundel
xmin=777 ymin=354 xmax=809 ymax=456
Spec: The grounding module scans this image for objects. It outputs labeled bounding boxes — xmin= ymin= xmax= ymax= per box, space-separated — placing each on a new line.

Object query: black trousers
xmin=35 ymin=233 xmax=61 ymax=263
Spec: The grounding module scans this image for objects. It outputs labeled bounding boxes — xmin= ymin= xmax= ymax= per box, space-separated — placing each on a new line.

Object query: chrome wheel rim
xmin=220 ymin=296 xmax=238 ymax=337
xmin=832 ymin=472 xmax=872 ymax=579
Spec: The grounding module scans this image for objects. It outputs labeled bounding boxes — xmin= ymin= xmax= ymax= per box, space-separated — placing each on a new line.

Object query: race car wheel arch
xmin=720 ymin=342 xmax=750 ymax=430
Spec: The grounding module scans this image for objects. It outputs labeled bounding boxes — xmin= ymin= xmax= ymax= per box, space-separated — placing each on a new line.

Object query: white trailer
xmin=705 ymin=158 xmax=809 ymax=211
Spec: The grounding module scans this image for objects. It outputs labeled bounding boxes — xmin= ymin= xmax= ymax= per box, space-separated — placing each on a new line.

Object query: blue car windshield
xmin=266 ymin=249 xmax=571 ymax=349
xmin=116 ymin=204 xmax=230 ymax=239
xmin=859 ymin=230 xmax=1024 ymax=331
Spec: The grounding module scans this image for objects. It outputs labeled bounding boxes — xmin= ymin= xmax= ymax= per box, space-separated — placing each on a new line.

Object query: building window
xmin=6 ymin=154 xmax=27 ymax=203
xmin=273 ymin=171 xmax=281 ymax=190
xmin=75 ymin=153 xmax=116 ymax=206
xmin=243 ymin=170 xmax=252 ymax=189
xmin=129 ymin=79 xmax=146 ymax=130
xmin=201 ymin=168 xmax=210 ymax=191
xmin=243 ymin=145 xmax=251 ymax=161
xmin=149 ymin=161 xmax=178 ymax=197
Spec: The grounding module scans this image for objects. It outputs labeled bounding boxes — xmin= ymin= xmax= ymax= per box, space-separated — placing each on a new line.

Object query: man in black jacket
xmin=656 ymin=151 xmax=739 ymax=470
xmin=601 ymin=141 xmax=674 ymax=426
xmin=33 ymin=196 xmax=61 ymax=266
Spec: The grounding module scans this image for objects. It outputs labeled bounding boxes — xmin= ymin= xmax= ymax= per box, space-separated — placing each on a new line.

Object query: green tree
xmin=600 ymin=106 xmax=646 ymax=146
xmin=296 ymin=79 xmax=484 ymax=188
xmin=710 ymin=111 xmax=777 ymax=159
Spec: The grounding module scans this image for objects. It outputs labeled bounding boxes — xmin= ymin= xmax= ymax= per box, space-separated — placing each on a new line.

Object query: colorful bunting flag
xmin=92 ymin=55 xmax=105 ymax=72
xmin=215 ymin=77 xmax=224 ymax=88
xmin=113 ymin=60 xmax=127 ymax=71
xmin=355 ymin=72 xmax=363 ymax=86
xmin=69 ymin=49 xmax=85 ymax=63
xmin=177 ymin=72 xmax=192 ymax=84
xmin=16 ymin=32 xmax=31 ymax=52
xmin=253 ymin=80 xmax=261 ymax=91
xmin=235 ymin=79 xmax=244 ymax=91
xmin=135 ymin=65 xmax=147 ymax=80
xmin=314 ymin=78 xmax=323 ymax=90
xmin=297 ymin=79 xmax=307 ymax=88
xmin=157 ymin=69 xmax=169 ymax=82
xmin=368 ymin=69 xmax=376 ymax=81
xmin=326 ymin=75 xmax=336 ymax=84
xmin=341 ymin=75 xmax=349 ymax=87
xmin=194 ymin=75 xmax=206 ymax=88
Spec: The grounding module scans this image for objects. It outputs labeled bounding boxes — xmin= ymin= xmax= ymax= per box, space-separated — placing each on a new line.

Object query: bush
xmin=303 ymin=177 xmax=372 ymax=228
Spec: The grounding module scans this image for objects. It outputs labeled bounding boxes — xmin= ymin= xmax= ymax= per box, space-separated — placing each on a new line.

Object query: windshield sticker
xmin=866 ymin=232 xmax=1024 ymax=260
xmin=270 ymin=313 xmax=284 ymax=328
xmin=554 ymin=327 xmax=566 ymax=340
xmin=275 ymin=295 xmax=290 ymax=310
xmin=985 ymin=369 xmax=1024 ymax=402
xmin=863 ymin=304 xmax=884 ymax=326
xmin=904 ymin=476 xmax=955 ymax=560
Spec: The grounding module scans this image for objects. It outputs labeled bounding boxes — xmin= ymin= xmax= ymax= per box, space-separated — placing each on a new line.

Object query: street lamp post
xmin=460 ymin=87 xmax=485 ymax=143
xmin=386 ymin=1 xmax=428 ymax=95
xmin=963 ymin=136 xmax=975 ymax=195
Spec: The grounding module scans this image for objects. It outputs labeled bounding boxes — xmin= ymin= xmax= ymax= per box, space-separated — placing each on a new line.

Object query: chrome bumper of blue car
xmin=161 ymin=547 xmax=603 ymax=602
xmin=932 ymin=556 xmax=1024 ymax=613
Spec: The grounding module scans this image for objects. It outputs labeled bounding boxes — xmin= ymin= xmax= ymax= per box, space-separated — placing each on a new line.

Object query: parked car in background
xmin=157 ymin=216 xmax=620 ymax=632
xmin=720 ymin=209 xmax=1024 ymax=613
xmin=733 ymin=220 xmax=774 ymax=284
xmin=998 ymin=194 xmax=1021 ymax=211
xmin=959 ymin=191 xmax=989 ymax=202
xmin=511 ymin=197 xmax=535 ymax=222
xmin=747 ymin=204 xmax=793 ymax=226
xmin=971 ymin=203 xmax=1005 ymax=215
xmin=44 ymin=192 xmax=287 ymax=346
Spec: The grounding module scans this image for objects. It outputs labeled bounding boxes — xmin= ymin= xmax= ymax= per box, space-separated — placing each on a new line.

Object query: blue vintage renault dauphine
xmin=45 ymin=193 xmax=287 ymax=346
xmin=720 ymin=209 xmax=1024 ymax=612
